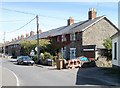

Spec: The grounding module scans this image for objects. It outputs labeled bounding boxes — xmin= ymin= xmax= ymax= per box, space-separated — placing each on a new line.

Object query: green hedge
xmin=33 ymin=55 xmax=37 ymax=61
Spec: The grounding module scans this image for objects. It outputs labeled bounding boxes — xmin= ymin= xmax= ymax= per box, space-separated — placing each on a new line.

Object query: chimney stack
xmin=21 ymin=35 xmax=24 ymax=39
xmin=38 ymin=29 xmax=42 ymax=34
xmin=18 ymin=36 xmax=20 ymax=40
xmin=67 ymin=16 xmax=74 ymax=25
xmin=26 ymin=33 xmax=29 ymax=37
xmin=30 ymin=31 xmax=34 ymax=36
xmin=12 ymin=39 xmax=14 ymax=41
xmin=88 ymin=8 xmax=97 ymax=20
xmin=15 ymin=38 xmax=17 ymax=40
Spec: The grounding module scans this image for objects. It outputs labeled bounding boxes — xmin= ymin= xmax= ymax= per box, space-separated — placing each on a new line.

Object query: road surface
xmin=1 ymin=57 xmax=118 ymax=87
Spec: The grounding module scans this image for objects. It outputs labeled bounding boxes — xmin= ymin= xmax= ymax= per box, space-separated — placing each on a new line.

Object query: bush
xmin=33 ymin=55 xmax=37 ymax=61
xmin=40 ymin=53 xmax=45 ymax=60
xmin=44 ymin=52 xmax=51 ymax=59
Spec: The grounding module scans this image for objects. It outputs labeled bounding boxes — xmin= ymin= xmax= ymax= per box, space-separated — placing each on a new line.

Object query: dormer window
xmin=70 ymin=33 xmax=75 ymax=41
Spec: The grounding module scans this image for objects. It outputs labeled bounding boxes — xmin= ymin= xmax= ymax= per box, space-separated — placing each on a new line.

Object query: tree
xmin=39 ymin=39 xmax=51 ymax=52
xmin=103 ymin=38 xmax=112 ymax=59
xmin=103 ymin=38 xmax=112 ymax=50
xmin=20 ymin=39 xmax=50 ymax=55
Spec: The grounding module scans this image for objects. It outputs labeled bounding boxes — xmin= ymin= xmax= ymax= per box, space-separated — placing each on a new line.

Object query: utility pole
xmin=36 ymin=15 xmax=40 ymax=63
xmin=3 ymin=32 xmax=6 ymax=57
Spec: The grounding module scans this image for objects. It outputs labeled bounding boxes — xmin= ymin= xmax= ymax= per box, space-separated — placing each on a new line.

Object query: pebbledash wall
xmin=111 ymin=2 xmax=120 ymax=69
xmin=118 ymin=1 xmax=120 ymax=29
xmin=111 ymin=32 xmax=120 ymax=69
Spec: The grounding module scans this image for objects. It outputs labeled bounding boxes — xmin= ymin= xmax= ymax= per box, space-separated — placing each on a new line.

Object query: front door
xmin=70 ymin=48 xmax=76 ymax=59
xmin=61 ymin=47 xmax=66 ymax=59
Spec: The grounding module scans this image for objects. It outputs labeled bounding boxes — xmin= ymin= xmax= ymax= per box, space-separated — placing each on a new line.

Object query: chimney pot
xmin=18 ymin=36 xmax=20 ymax=40
xmin=21 ymin=35 xmax=24 ymax=39
xmin=26 ymin=33 xmax=29 ymax=37
xmin=38 ymin=29 xmax=42 ymax=34
xmin=88 ymin=8 xmax=97 ymax=20
xmin=67 ymin=16 xmax=74 ymax=25
xmin=30 ymin=31 xmax=34 ymax=36
xmin=15 ymin=38 xmax=17 ymax=40
xmin=12 ymin=39 xmax=14 ymax=41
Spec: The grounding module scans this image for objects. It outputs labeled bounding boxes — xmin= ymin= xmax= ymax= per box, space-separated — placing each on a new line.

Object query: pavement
xmin=76 ymin=67 xmax=120 ymax=86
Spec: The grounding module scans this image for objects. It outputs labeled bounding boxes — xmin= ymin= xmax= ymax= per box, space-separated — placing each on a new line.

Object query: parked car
xmin=17 ymin=56 xmax=34 ymax=65
xmin=79 ymin=56 xmax=89 ymax=61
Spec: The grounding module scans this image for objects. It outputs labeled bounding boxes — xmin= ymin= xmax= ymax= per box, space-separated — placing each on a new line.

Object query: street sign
xmin=35 ymin=47 xmax=37 ymax=51
xmin=30 ymin=50 xmax=35 ymax=56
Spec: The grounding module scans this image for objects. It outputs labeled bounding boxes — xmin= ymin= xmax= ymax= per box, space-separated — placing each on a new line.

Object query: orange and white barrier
xmin=65 ymin=59 xmax=82 ymax=69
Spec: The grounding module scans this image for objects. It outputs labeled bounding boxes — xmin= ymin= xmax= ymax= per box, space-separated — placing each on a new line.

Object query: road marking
xmin=2 ymin=67 xmax=20 ymax=86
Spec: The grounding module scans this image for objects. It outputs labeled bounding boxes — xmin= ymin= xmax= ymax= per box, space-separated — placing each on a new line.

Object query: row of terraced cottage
xmin=2 ymin=8 xmax=119 ymax=61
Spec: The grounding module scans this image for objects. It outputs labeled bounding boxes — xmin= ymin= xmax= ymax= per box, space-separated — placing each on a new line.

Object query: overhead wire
xmin=1 ymin=7 xmax=81 ymax=34
xmin=6 ymin=17 xmax=36 ymax=33
xmin=0 ymin=19 xmax=33 ymax=22
xmin=1 ymin=8 xmax=36 ymax=15
xmin=1 ymin=8 xmax=80 ymax=21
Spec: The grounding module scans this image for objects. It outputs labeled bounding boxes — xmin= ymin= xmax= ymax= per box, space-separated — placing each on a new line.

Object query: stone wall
xmin=83 ymin=18 xmax=118 ymax=49
xmin=95 ymin=56 xmax=112 ymax=67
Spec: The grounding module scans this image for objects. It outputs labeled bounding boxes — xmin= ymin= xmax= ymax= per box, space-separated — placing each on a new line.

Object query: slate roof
xmin=6 ymin=15 xmax=118 ymax=46
xmin=26 ymin=16 xmax=106 ymax=40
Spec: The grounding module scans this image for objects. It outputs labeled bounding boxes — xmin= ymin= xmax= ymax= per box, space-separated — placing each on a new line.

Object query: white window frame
xmin=62 ymin=35 xmax=66 ymax=42
xmin=70 ymin=48 xmax=76 ymax=59
xmin=61 ymin=47 xmax=66 ymax=59
xmin=114 ymin=42 xmax=117 ymax=60
xmin=57 ymin=36 xmax=59 ymax=42
xmin=14 ymin=45 xmax=16 ymax=48
xmin=70 ymin=33 xmax=75 ymax=41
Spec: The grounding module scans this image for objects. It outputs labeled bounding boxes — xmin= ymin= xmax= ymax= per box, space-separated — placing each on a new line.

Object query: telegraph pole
xmin=3 ymin=32 xmax=6 ymax=57
xmin=36 ymin=15 xmax=40 ymax=63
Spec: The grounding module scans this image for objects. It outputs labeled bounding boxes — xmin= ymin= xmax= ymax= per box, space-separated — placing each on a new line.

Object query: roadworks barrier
xmin=56 ymin=59 xmax=95 ymax=70
xmin=65 ymin=59 xmax=82 ymax=69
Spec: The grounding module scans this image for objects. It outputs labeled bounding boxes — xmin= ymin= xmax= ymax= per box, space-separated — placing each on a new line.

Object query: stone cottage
xmin=36 ymin=8 xmax=118 ymax=59
xmin=5 ymin=8 xmax=118 ymax=59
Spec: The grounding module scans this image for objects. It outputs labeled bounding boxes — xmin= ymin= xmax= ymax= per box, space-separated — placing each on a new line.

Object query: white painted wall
xmin=112 ymin=37 xmax=119 ymax=66
xmin=118 ymin=36 xmax=120 ymax=66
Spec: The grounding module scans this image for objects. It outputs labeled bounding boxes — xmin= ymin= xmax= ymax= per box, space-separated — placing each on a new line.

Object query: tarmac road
xmin=1 ymin=58 xmax=77 ymax=86
xmin=1 ymin=57 xmax=120 ymax=87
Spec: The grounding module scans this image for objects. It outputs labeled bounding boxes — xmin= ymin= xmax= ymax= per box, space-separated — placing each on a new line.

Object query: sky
xmin=0 ymin=2 xmax=119 ymax=43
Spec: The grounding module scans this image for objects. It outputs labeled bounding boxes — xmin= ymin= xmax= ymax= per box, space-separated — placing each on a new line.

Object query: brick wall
xmin=7 ymin=44 xmax=21 ymax=57
xmin=64 ymin=32 xmax=83 ymax=59
xmin=49 ymin=32 xmax=83 ymax=59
